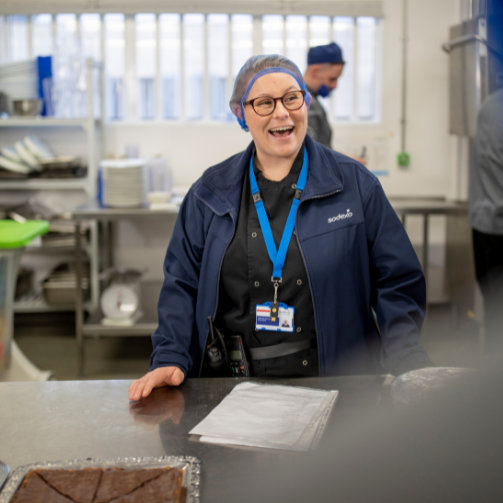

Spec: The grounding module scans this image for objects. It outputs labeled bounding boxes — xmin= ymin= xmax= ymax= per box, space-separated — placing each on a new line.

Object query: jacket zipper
xmin=198 ymin=211 xmax=236 ymax=376
xmin=295 ymin=189 xmax=342 ymax=376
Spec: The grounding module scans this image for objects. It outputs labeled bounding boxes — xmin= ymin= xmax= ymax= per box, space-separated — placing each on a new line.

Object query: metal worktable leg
xmin=422 ymin=214 xmax=429 ymax=287
xmin=75 ymin=222 xmax=85 ymax=377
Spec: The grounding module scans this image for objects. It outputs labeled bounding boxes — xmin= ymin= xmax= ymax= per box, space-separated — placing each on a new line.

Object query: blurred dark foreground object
xmin=239 ymin=367 xmax=503 ymax=503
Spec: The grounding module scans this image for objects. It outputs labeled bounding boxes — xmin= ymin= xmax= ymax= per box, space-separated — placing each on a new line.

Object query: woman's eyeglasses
xmin=243 ymin=90 xmax=306 ymax=116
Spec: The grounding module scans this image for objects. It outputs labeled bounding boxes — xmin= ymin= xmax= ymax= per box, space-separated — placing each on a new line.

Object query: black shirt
xmin=215 ymin=144 xmax=319 ymax=377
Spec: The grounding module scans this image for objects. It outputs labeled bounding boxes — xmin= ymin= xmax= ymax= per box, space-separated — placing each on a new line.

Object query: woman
xmin=129 ymin=55 xmax=433 ymax=400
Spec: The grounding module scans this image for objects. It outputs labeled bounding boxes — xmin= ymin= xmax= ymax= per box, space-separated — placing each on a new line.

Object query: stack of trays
xmin=101 ymin=159 xmax=145 ymax=208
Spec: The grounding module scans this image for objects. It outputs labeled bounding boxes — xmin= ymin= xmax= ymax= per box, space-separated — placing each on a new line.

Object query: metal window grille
xmin=0 ymin=13 xmax=382 ymax=124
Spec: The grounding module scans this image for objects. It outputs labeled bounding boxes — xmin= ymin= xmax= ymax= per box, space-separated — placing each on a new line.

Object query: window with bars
xmin=0 ymin=13 xmax=382 ymax=123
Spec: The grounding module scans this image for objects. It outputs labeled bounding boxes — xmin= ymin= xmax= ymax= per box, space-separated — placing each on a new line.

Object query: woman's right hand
xmin=128 ymin=366 xmax=185 ymax=401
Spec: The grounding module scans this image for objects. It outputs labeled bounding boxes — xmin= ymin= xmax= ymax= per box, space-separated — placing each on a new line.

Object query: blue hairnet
xmin=229 ymin=54 xmax=312 ymax=132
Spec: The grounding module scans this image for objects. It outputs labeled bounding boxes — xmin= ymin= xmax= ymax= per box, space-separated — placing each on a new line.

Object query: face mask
xmin=317 ymin=85 xmax=332 ymax=98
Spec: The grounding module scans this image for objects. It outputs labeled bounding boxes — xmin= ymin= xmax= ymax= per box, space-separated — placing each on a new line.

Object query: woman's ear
xmin=233 ymin=104 xmax=243 ymax=120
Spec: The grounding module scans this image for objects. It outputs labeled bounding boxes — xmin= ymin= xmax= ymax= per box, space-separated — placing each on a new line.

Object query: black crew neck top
xmin=214 ymin=143 xmax=319 ymax=377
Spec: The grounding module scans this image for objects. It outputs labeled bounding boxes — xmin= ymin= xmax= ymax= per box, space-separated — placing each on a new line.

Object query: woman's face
xmin=243 ymin=72 xmax=308 ymax=160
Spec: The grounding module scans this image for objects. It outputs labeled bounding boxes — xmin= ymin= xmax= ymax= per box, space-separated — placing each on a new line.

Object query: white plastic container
xmin=146 ymin=157 xmax=173 ymax=193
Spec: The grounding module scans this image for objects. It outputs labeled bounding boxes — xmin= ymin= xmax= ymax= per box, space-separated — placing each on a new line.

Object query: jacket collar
xmin=196 ymin=134 xmax=344 ymax=217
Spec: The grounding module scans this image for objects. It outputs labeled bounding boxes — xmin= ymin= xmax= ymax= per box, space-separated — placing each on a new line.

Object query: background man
xmin=303 ymin=42 xmax=345 ymax=149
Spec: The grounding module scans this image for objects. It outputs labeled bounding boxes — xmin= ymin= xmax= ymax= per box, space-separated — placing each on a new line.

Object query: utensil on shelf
xmin=12 ymin=99 xmax=43 ymax=117
xmin=0 ymin=460 xmax=10 ymax=490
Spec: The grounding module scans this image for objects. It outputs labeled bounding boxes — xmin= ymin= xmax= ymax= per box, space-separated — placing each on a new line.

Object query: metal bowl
xmin=12 ymin=99 xmax=43 ymax=117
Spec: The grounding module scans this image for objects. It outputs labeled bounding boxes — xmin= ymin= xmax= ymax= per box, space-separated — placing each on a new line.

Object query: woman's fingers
xmin=129 ymin=367 xmax=185 ymax=401
xmin=130 ymin=378 xmax=147 ymax=401
xmin=128 ymin=379 xmax=141 ymax=400
xmin=141 ymin=373 xmax=161 ymax=398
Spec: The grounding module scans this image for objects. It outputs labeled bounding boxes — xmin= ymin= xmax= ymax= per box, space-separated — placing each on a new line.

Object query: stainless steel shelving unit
xmin=0 ymin=59 xmax=104 ymax=314
xmin=72 ymin=201 xmax=179 ymax=376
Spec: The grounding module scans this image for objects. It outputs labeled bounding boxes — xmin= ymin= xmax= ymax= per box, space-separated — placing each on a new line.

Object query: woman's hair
xmin=229 ymin=54 xmax=312 ymax=132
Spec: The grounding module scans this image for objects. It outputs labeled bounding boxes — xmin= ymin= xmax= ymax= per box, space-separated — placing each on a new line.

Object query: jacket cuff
xmin=150 ymin=352 xmax=190 ymax=376
xmin=389 ymin=350 xmax=436 ymax=377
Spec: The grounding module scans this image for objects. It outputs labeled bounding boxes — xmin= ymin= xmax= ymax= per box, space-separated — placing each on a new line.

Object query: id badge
xmin=255 ymin=302 xmax=295 ymax=333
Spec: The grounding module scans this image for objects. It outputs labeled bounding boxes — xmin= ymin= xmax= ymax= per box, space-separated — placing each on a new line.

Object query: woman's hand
xmin=128 ymin=367 xmax=185 ymax=401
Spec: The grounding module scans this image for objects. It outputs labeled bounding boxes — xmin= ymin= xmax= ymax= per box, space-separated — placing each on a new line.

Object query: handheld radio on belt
xmin=206 ymin=317 xmax=250 ymax=377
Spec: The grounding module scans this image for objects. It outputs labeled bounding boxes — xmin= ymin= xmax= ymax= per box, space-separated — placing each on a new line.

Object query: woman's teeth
xmin=269 ymin=126 xmax=294 ymax=137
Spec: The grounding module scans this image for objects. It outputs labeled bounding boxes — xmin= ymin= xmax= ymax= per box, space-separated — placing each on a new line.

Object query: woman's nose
xmin=273 ymin=99 xmax=289 ymax=119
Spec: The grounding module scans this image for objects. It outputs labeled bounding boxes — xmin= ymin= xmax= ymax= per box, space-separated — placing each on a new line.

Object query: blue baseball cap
xmin=307 ymin=42 xmax=345 ymax=65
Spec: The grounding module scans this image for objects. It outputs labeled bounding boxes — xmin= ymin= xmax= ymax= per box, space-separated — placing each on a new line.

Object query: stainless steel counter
xmin=0 ymin=376 xmax=392 ymax=501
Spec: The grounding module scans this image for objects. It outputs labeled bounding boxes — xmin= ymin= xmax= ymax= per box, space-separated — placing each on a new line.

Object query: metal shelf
xmin=72 ymin=201 xmax=180 ymax=220
xmin=0 ymin=118 xmax=101 ymax=128
xmin=14 ymin=293 xmax=90 ymax=313
xmin=24 ymin=243 xmax=91 ymax=254
xmin=0 ymin=178 xmax=90 ymax=191
xmin=15 ymin=296 xmax=74 ymax=313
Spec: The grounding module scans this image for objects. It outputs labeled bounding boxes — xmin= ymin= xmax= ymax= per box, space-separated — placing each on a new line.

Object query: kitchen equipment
xmin=146 ymin=156 xmax=173 ymax=193
xmin=1 ymin=147 xmax=22 ymax=163
xmin=13 ymin=141 xmax=40 ymax=170
xmin=12 ymin=99 xmax=43 ymax=117
xmin=0 ymin=60 xmax=38 ymax=107
xmin=100 ymin=269 xmax=143 ymax=324
xmin=101 ymin=159 xmax=145 ymax=208
xmin=15 ymin=268 xmax=33 ymax=300
xmin=24 ymin=135 xmax=53 ymax=160
xmin=443 ymin=1 xmax=503 ymax=137
xmin=0 ymin=157 xmax=31 ymax=175
xmin=43 ymin=263 xmax=90 ymax=306
xmin=0 ymin=461 xmax=9 ymax=492
xmin=0 ymin=92 xmax=8 ymax=116
xmin=40 ymin=156 xmax=79 ymax=171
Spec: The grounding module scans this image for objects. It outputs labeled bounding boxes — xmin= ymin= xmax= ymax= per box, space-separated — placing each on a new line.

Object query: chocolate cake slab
xmin=97 ymin=469 xmax=183 ymax=503
xmin=94 ymin=468 xmax=171 ymax=503
xmin=0 ymin=457 xmax=200 ymax=503
xmin=11 ymin=468 xmax=182 ymax=503
xmin=38 ymin=469 xmax=102 ymax=503
xmin=10 ymin=472 xmax=73 ymax=503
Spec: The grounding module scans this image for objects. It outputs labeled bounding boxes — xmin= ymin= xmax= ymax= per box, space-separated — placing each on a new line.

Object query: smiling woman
xmin=129 ymin=54 xmax=433 ymax=401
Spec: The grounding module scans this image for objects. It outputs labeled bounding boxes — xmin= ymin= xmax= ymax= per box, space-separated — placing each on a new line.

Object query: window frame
xmin=0 ymin=12 xmax=383 ymax=125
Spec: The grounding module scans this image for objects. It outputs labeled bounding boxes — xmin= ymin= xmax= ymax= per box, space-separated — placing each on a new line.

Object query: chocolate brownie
xmin=94 ymin=468 xmax=165 ymax=503
xmin=10 ymin=472 xmax=73 ymax=503
xmin=38 ymin=469 xmax=102 ymax=503
xmin=10 ymin=467 xmax=183 ymax=503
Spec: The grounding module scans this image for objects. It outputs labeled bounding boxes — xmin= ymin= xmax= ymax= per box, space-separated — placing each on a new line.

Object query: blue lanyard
xmin=249 ymin=148 xmax=309 ymax=281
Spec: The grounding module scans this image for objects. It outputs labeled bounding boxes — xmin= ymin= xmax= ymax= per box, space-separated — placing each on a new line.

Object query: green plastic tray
xmin=0 ymin=220 xmax=50 ymax=249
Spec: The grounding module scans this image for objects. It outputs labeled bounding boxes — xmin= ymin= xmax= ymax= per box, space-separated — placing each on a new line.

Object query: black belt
xmin=248 ymin=339 xmax=313 ymax=360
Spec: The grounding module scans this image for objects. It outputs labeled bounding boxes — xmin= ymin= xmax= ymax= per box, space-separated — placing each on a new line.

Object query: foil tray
xmin=0 ymin=456 xmax=201 ymax=503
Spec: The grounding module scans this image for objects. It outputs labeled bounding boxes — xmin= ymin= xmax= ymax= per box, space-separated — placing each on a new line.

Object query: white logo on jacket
xmin=328 ymin=209 xmax=353 ymax=224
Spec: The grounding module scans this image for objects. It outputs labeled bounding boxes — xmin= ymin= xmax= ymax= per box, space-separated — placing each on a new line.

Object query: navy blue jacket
xmin=151 ymin=135 xmax=433 ymax=377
